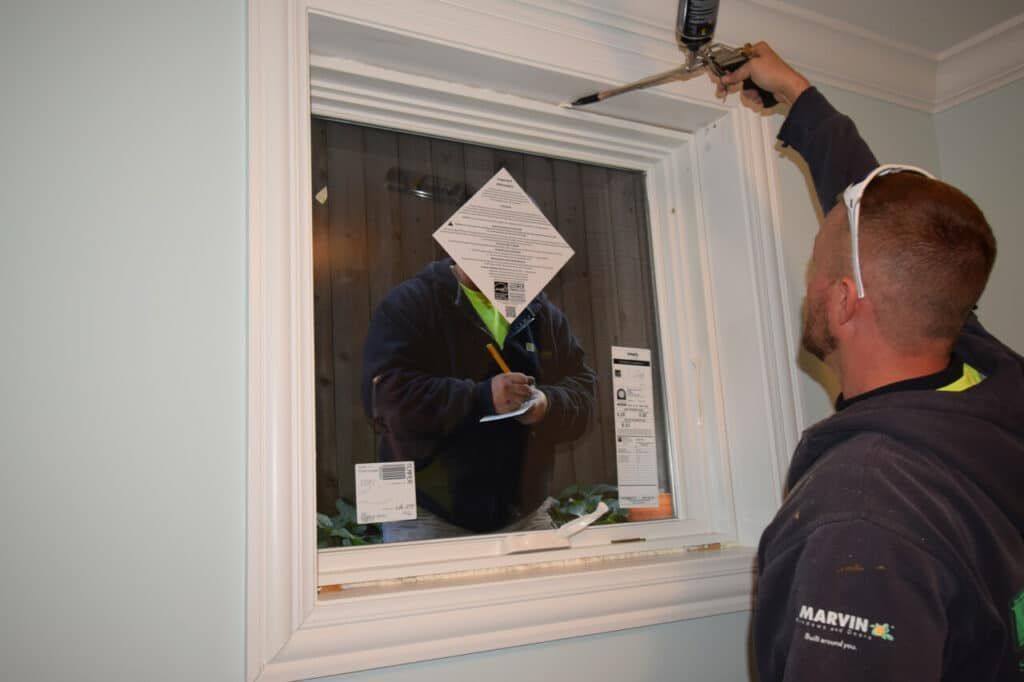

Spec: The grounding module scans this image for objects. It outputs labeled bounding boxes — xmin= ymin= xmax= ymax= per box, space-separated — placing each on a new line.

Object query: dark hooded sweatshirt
xmin=755 ymin=88 xmax=1024 ymax=681
xmin=362 ymin=258 xmax=596 ymax=532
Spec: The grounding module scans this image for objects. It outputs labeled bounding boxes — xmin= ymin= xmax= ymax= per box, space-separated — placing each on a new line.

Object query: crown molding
xmin=524 ymin=0 xmax=1024 ymax=113
xmin=934 ymin=14 xmax=1024 ymax=112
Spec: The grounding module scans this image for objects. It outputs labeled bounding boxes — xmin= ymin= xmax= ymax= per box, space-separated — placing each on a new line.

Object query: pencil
xmin=486 ymin=343 xmax=512 ymax=373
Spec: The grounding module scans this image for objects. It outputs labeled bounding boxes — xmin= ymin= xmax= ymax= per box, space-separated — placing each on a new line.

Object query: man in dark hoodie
xmin=718 ymin=45 xmax=1024 ymax=680
xmin=362 ymin=258 xmax=596 ymax=541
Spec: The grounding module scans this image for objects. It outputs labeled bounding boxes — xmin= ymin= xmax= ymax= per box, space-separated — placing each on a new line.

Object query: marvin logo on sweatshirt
xmin=798 ymin=604 xmax=895 ymax=642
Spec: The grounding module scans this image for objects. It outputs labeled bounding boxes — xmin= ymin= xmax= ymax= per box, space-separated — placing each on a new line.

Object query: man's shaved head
xmin=822 ymin=173 xmax=996 ymax=353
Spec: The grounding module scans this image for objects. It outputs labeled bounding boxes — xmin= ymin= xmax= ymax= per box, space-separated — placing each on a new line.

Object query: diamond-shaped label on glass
xmin=433 ymin=168 xmax=574 ymax=322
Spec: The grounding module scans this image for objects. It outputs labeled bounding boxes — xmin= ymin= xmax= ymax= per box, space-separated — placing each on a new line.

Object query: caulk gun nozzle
xmin=569 ymin=93 xmax=601 ymax=107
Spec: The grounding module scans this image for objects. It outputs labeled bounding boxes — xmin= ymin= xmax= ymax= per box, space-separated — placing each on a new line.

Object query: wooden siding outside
xmin=312 ymin=118 xmax=668 ymax=513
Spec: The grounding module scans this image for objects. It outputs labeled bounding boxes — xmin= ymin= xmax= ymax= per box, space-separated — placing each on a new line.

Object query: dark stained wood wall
xmin=312 ymin=117 xmax=668 ymax=513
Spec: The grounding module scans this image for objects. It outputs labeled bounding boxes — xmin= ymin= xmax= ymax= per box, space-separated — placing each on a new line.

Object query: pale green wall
xmin=0 ymin=2 xmax=247 ymax=680
xmin=2 ymin=2 xmax=1019 ymax=681
xmin=934 ymin=79 xmax=1024 ymax=353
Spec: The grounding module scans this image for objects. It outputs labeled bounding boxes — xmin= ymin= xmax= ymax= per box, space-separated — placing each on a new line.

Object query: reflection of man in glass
xmin=362 ymin=258 xmax=596 ymax=541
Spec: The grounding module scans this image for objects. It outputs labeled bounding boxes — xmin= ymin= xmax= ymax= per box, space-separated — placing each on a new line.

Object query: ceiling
xmin=766 ymin=0 xmax=1023 ymax=55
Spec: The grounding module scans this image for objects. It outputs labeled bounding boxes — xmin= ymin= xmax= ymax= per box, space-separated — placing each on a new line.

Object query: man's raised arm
xmin=718 ymin=43 xmax=878 ymax=212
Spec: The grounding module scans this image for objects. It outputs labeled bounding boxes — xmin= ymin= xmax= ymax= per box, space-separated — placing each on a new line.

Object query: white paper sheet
xmin=433 ymin=168 xmax=574 ymax=322
xmin=479 ymin=395 xmax=539 ymax=423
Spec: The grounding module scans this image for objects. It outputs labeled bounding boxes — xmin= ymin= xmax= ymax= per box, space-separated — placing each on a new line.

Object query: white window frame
xmin=248 ymin=1 xmax=802 ymax=680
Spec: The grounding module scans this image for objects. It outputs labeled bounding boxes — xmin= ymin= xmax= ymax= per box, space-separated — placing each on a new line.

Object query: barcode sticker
xmin=505 ymin=305 xmax=517 ymax=318
xmin=379 ymin=463 xmax=407 ymax=481
xmin=355 ymin=462 xmax=416 ymax=524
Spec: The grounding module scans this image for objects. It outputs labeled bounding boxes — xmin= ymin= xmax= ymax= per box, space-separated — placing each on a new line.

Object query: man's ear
xmin=830 ymin=277 xmax=862 ymax=329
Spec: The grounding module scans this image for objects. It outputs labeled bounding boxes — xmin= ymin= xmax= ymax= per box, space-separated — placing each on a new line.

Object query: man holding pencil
xmin=362 ymin=257 xmax=596 ymax=541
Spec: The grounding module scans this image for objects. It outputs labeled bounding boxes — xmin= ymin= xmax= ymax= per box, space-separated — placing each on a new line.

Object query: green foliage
xmin=317 ymin=498 xmax=383 ymax=548
xmin=548 ymin=483 xmax=629 ymax=527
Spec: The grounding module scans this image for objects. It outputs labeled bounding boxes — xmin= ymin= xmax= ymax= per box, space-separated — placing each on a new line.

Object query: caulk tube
xmin=676 ymin=0 xmax=720 ymax=53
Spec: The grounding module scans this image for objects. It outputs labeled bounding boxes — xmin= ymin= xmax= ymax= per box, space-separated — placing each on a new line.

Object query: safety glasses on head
xmin=842 ymin=163 xmax=936 ymax=298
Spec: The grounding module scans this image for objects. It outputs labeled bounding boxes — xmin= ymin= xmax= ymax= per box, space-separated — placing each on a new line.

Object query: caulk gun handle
xmin=742 ymin=78 xmax=778 ymax=108
xmin=717 ymin=56 xmax=778 ymax=107
xmin=715 ymin=48 xmax=778 ymax=107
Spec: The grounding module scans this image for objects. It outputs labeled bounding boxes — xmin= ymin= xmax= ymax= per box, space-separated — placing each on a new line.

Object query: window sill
xmin=259 ymin=546 xmax=755 ymax=681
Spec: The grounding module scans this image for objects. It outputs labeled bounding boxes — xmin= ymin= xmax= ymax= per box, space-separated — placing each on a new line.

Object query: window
xmin=248 ymin=2 xmax=799 ymax=679
xmin=313 ymin=117 xmax=676 ymax=548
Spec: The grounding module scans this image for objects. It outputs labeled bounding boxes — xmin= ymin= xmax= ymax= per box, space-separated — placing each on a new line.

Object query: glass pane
xmin=312 ymin=117 xmax=672 ymax=546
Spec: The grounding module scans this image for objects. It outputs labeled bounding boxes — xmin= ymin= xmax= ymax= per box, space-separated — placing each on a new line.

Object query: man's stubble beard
xmin=801 ymin=294 xmax=837 ymax=362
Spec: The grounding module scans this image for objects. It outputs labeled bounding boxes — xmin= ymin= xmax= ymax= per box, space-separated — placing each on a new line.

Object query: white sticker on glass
xmin=433 ymin=168 xmax=574 ymax=322
xmin=355 ymin=462 xmax=416 ymax=524
xmin=611 ymin=346 xmax=659 ymax=508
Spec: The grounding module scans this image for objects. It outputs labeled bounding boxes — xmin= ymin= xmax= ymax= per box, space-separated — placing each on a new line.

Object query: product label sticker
xmin=355 ymin=462 xmax=416 ymax=524
xmin=611 ymin=346 xmax=659 ymax=508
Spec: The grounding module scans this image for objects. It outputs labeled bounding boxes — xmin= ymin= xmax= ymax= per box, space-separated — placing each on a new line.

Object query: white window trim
xmin=248 ymin=1 xmax=801 ymax=680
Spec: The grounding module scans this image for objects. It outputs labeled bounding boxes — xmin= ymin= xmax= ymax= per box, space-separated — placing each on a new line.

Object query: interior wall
xmin=934 ymin=78 xmax=1024 ymax=353
xmin=0 ymin=2 xmax=246 ymax=680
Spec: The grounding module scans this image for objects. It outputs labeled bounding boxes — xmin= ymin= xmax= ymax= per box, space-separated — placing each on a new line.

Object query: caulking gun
xmin=567 ymin=0 xmax=776 ymax=108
